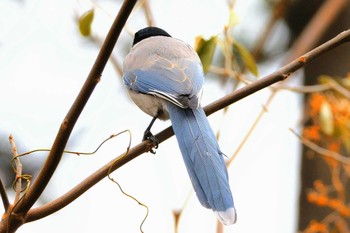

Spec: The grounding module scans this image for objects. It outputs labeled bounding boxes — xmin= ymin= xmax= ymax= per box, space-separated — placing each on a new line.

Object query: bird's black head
xmin=132 ymin=27 xmax=172 ymax=46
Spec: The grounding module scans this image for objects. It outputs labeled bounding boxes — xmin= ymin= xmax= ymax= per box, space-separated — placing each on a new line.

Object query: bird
xmin=122 ymin=27 xmax=236 ymax=225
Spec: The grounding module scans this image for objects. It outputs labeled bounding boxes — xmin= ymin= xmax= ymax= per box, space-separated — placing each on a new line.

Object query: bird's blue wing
xmin=123 ymin=45 xmax=204 ymax=109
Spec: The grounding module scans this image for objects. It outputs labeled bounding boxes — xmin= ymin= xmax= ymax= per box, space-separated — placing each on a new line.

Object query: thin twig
xmin=172 ymin=189 xmax=193 ymax=233
xmin=215 ymin=0 xmax=286 ymax=170
xmin=206 ymin=29 xmax=350 ymax=116
xmin=275 ymin=80 xmax=350 ymax=99
xmin=327 ymin=79 xmax=350 ymax=99
xmin=141 ymin=0 xmax=155 ymax=26
xmin=209 ymin=65 xmax=250 ymax=84
xmin=273 ymin=83 xmax=331 ymax=93
xmin=16 ymin=131 xmax=129 ymax=158
xmin=252 ymin=0 xmax=289 ymax=60
xmin=225 ymin=0 xmax=349 ymax=172
xmin=26 ymin=139 xmax=151 ymax=222
xmin=0 ymin=178 xmax=9 ymax=211
xmin=9 ymin=135 xmax=22 ymax=203
xmin=105 ymin=130 xmax=149 ymax=233
xmin=13 ymin=0 xmax=138 ymax=216
xmin=227 ymin=90 xmax=275 ymax=167
xmin=26 ymin=29 xmax=350 ymax=222
xmin=290 ymin=129 xmax=350 ymax=165
xmin=108 ymin=176 xmax=149 ymax=233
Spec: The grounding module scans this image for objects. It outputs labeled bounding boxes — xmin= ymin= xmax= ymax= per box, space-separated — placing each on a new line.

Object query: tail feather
xmin=166 ymin=102 xmax=236 ymax=225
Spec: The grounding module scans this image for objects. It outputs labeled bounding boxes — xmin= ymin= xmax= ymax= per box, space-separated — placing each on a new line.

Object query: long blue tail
xmin=166 ymin=102 xmax=237 ymax=225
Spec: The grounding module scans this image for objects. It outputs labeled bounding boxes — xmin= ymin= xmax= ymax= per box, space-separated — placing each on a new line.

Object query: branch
xmin=27 ymin=141 xmax=151 ymax=222
xmin=226 ymin=93 xmax=274 ymax=167
xmin=9 ymin=135 xmax=22 ymax=203
xmin=290 ymin=129 xmax=350 ymax=165
xmin=141 ymin=0 xmax=155 ymax=26
xmin=206 ymin=29 xmax=350 ymax=115
xmin=26 ymin=29 xmax=350 ymax=222
xmin=13 ymin=0 xmax=138 ymax=215
xmin=252 ymin=0 xmax=289 ymax=60
xmin=0 ymin=178 xmax=9 ymax=211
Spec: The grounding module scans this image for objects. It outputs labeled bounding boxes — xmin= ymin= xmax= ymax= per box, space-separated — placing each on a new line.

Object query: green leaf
xmin=232 ymin=40 xmax=259 ymax=77
xmin=194 ymin=36 xmax=217 ymax=74
xmin=78 ymin=9 xmax=94 ymax=37
xmin=319 ymin=101 xmax=334 ymax=136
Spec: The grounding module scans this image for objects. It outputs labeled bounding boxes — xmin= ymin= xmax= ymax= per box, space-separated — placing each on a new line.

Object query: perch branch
xmin=13 ymin=0 xmax=138 ymax=216
xmin=26 ymin=29 xmax=350 ymax=222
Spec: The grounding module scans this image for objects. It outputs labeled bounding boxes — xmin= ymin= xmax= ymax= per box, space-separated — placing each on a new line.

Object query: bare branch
xmin=27 ymin=141 xmax=151 ymax=222
xmin=13 ymin=0 xmax=138 ymax=216
xmin=26 ymin=29 xmax=350 ymax=222
xmin=0 ymin=178 xmax=9 ymax=211
xmin=141 ymin=0 xmax=155 ymax=26
xmin=290 ymin=129 xmax=350 ymax=165
xmin=205 ymin=29 xmax=350 ymax=116
xmin=226 ymin=92 xmax=275 ymax=167
xmin=275 ymin=79 xmax=350 ymax=99
xmin=252 ymin=0 xmax=289 ymax=60
xmin=273 ymin=83 xmax=331 ymax=93
xmin=9 ymin=135 xmax=22 ymax=203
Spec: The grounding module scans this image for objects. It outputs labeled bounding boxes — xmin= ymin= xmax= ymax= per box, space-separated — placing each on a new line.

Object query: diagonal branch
xmin=26 ymin=29 xmax=350 ymax=222
xmin=13 ymin=0 xmax=138 ymax=216
xmin=205 ymin=29 xmax=350 ymax=116
xmin=0 ymin=178 xmax=9 ymax=211
xmin=290 ymin=129 xmax=350 ymax=165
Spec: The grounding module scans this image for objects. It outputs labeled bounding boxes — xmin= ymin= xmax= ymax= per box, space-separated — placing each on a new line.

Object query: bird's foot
xmin=143 ymin=130 xmax=159 ymax=154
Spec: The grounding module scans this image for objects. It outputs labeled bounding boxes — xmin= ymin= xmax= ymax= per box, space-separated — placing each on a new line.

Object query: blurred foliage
xmin=301 ymin=73 xmax=350 ymax=233
xmin=231 ymin=39 xmax=259 ymax=77
xmin=193 ymin=7 xmax=258 ymax=80
xmin=304 ymin=75 xmax=350 ymax=152
xmin=194 ymin=36 xmax=217 ymax=74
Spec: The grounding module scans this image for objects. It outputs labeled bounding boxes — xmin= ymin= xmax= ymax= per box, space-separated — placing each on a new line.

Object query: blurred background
xmin=0 ymin=0 xmax=349 ymax=232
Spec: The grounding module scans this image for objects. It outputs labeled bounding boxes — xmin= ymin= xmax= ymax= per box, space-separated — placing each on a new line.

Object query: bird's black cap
xmin=132 ymin=27 xmax=172 ymax=46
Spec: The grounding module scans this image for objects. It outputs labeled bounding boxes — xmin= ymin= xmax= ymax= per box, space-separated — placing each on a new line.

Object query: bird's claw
xmin=143 ymin=130 xmax=159 ymax=154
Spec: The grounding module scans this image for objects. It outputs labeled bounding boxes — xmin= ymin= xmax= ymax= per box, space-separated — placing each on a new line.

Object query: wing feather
xmin=123 ymin=36 xmax=204 ymax=109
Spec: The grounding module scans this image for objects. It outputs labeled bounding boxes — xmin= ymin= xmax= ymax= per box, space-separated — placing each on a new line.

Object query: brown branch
xmin=9 ymin=135 xmax=22 ymax=203
xmin=207 ymin=29 xmax=350 ymax=115
xmin=26 ymin=29 xmax=350 ymax=222
xmin=12 ymin=0 xmax=138 ymax=216
xmin=0 ymin=178 xmax=9 ymax=211
xmin=26 ymin=140 xmax=151 ymax=222
xmin=89 ymin=34 xmax=124 ymax=78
